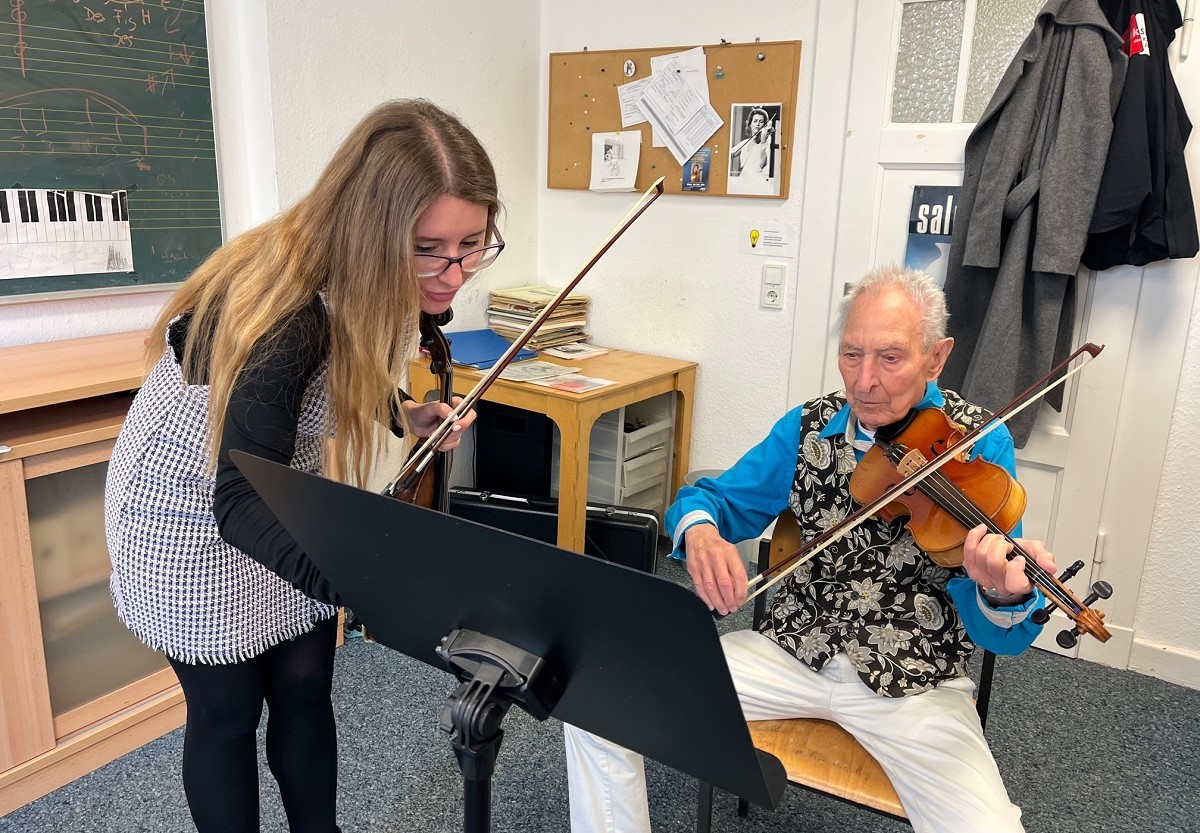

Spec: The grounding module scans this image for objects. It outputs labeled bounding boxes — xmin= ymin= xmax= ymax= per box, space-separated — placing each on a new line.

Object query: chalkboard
xmin=0 ymin=0 xmax=221 ymax=299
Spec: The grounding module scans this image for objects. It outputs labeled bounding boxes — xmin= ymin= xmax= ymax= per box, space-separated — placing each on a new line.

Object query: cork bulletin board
xmin=547 ymin=40 xmax=802 ymax=199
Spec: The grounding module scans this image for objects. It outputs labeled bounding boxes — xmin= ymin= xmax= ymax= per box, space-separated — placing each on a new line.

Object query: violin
xmin=387 ymin=309 xmax=455 ymax=511
xmin=850 ymin=407 xmax=1112 ymax=648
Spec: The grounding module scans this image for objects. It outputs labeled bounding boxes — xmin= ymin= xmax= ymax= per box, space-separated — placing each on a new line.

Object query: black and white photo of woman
xmin=728 ymin=103 xmax=781 ymax=196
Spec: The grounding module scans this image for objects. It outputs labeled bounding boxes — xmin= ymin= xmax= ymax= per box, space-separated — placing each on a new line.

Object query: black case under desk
xmin=447 ymin=487 xmax=659 ymax=574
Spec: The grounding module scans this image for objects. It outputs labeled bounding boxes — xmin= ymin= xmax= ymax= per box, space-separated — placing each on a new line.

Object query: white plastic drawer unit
xmin=622 ymin=417 xmax=671 ymax=460
xmin=549 ymin=391 xmax=676 ymax=516
xmin=622 ymin=445 xmax=668 ymax=493
xmin=582 ymin=410 xmax=621 ymax=461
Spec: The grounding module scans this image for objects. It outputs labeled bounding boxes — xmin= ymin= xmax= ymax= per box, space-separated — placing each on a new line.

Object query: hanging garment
xmin=1083 ymin=0 xmax=1199 ymax=269
xmin=941 ymin=0 xmax=1126 ymax=447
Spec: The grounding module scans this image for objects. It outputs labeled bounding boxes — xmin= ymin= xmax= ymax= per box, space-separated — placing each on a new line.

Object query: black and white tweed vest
xmin=762 ymin=389 xmax=991 ymax=697
xmin=105 ymin=344 xmax=336 ymax=665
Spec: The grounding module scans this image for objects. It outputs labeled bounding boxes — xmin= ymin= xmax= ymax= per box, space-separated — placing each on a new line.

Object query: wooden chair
xmin=695 ymin=511 xmax=996 ymax=831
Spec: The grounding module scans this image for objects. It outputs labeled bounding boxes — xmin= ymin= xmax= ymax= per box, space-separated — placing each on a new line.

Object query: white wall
xmin=537 ymin=3 xmax=819 ymax=473
xmin=262 ymin=0 xmax=543 ymax=330
xmin=1136 ymin=266 xmax=1200 ymax=678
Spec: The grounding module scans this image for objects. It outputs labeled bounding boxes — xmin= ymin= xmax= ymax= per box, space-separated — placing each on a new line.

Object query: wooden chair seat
xmin=746 ymin=717 xmax=905 ymax=819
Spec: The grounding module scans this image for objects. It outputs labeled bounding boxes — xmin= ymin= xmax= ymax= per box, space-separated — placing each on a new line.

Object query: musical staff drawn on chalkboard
xmin=0 ymin=0 xmax=221 ymax=297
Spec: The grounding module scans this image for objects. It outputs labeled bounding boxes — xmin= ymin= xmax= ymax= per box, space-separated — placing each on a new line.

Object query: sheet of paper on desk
xmin=527 ymin=374 xmax=615 ymax=393
xmin=499 ymin=361 xmax=579 ymax=382
xmin=540 ymin=343 xmax=611 ymax=360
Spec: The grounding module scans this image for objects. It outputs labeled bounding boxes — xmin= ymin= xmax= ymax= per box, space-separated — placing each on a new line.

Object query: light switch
xmin=761 ymin=263 xmax=785 ymax=309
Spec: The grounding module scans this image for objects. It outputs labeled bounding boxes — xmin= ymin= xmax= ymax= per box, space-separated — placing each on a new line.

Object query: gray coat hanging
xmin=940 ymin=0 xmax=1126 ymax=446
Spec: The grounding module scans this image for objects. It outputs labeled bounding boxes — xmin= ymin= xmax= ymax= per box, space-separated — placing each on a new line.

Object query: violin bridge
xmin=898 ymin=449 xmax=927 ymax=477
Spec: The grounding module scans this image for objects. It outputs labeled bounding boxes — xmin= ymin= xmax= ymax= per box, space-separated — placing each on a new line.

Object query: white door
xmin=791 ymin=0 xmax=1200 ymax=666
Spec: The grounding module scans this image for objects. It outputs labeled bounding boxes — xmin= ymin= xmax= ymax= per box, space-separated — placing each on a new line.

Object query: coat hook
xmin=1183 ymin=0 xmax=1195 ymax=59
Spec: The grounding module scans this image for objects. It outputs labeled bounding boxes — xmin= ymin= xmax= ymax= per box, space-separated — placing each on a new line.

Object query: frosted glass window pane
xmin=964 ymin=0 xmax=1043 ymax=122
xmin=892 ymin=0 xmax=966 ymax=124
xmin=28 ymin=462 xmax=169 ymax=716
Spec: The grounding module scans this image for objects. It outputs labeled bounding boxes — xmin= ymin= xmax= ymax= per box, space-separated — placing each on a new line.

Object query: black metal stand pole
xmin=437 ymin=629 xmax=557 ymax=833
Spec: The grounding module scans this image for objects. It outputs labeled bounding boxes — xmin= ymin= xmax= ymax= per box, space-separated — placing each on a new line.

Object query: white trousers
xmin=564 ymin=630 xmax=1023 ymax=833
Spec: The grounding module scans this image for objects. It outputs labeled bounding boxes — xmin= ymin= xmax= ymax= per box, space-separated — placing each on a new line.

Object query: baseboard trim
xmin=1128 ymin=639 xmax=1200 ymax=690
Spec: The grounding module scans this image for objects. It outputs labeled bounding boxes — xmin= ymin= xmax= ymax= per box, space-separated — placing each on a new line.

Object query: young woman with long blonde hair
xmin=105 ymin=99 xmax=502 ymax=833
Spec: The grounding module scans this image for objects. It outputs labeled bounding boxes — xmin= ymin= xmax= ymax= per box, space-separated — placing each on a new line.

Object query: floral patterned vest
xmin=762 ymin=389 xmax=991 ymax=697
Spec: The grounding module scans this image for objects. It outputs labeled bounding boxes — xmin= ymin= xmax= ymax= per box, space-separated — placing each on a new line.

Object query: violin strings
xmin=911 ymin=463 xmax=1080 ymax=614
xmin=918 ymin=471 xmax=1075 ymax=611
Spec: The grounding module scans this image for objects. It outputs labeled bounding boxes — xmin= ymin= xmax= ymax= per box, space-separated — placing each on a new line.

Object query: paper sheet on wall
xmin=647 ymin=47 xmax=710 ymax=147
xmin=618 ymin=77 xmax=652 ymax=128
xmin=634 ymin=59 xmax=723 ymax=166
xmin=590 ymin=131 xmax=642 ymax=192
xmin=0 ymin=188 xmax=134 ymax=280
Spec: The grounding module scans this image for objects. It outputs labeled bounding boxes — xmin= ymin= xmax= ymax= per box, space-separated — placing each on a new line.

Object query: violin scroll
xmin=1032 ymin=572 xmax=1113 ymax=648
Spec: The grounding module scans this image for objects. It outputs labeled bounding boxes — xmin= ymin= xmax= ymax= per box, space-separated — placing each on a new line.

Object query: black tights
xmin=168 ymin=616 xmax=339 ymax=833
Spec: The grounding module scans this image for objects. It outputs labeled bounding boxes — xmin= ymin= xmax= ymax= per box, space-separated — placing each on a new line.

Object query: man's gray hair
xmin=836 ymin=265 xmax=949 ymax=352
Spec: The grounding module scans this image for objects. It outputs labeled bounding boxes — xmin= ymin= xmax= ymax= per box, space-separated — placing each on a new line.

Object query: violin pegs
xmin=1084 ymin=581 xmax=1113 ymax=605
xmin=1057 ymin=560 xmax=1086 ymax=583
xmin=1031 ymin=607 xmax=1050 ymax=625
xmin=1056 ymin=628 xmax=1079 ymax=649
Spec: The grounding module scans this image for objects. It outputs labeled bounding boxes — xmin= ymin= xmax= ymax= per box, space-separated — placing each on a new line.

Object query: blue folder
xmin=444 ymin=328 xmax=537 ymax=369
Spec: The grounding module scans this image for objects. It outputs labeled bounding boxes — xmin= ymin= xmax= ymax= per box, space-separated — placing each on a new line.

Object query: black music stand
xmin=232 ymin=451 xmax=785 ymax=833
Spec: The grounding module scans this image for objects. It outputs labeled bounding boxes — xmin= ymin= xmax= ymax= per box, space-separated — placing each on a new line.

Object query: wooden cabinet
xmin=0 ymin=331 xmax=185 ymax=815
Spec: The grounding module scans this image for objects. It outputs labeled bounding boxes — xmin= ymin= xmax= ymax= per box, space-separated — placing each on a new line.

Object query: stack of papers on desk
xmin=439 ymin=328 xmax=537 ymax=370
xmin=488 ymin=285 xmax=591 ymax=350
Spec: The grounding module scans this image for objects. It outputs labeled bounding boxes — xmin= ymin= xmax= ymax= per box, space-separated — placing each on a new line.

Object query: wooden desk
xmin=408 ymin=349 xmax=697 ymax=551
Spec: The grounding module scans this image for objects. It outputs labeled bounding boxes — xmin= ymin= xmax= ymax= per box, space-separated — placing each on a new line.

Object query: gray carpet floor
xmin=4 ymin=553 xmax=1198 ymax=832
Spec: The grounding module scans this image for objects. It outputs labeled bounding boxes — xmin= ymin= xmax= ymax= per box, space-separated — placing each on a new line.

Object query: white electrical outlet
xmin=761 ymin=263 xmax=785 ymax=309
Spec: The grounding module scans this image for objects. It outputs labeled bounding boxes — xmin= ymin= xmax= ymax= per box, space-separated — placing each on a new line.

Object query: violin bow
xmin=384 ymin=177 xmax=666 ymax=499
xmin=742 ymin=342 xmax=1104 ymax=606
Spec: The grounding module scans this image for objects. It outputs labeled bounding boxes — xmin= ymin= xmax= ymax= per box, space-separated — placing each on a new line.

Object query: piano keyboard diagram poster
xmin=904 ymin=185 xmax=960 ymax=288
xmin=0 ymin=0 xmax=221 ymax=296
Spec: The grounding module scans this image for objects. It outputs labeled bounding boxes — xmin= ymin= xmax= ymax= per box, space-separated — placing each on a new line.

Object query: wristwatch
xmin=981 ymin=586 xmax=1033 ymax=607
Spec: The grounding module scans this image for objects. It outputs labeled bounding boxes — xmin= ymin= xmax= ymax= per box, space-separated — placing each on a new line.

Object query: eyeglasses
xmin=414 ymin=223 xmax=505 ymax=279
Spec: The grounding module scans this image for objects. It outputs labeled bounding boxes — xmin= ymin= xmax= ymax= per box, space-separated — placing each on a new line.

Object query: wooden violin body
xmin=386 ymin=310 xmax=454 ymax=511
xmin=851 ymin=408 xmax=1026 ymax=568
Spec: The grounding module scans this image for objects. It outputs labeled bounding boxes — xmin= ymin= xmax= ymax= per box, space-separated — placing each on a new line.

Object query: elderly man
xmin=564 ymin=266 xmax=1055 ymax=833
